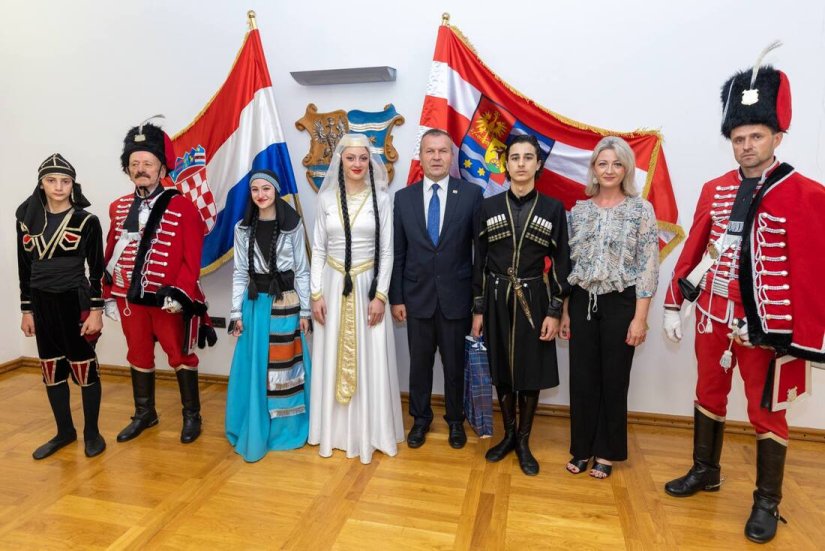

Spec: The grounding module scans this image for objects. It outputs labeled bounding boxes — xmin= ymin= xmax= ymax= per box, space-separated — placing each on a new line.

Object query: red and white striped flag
xmin=409 ymin=22 xmax=684 ymax=259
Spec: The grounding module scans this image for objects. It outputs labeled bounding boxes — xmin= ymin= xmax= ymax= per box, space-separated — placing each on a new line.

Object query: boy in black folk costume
xmin=472 ymin=134 xmax=571 ymax=476
xmin=17 ymin=154 xmax=106 ymax=459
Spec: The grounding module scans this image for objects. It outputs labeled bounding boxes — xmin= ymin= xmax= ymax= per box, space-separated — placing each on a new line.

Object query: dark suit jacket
xmin=390 ymin=177 xmax=483 ymax=320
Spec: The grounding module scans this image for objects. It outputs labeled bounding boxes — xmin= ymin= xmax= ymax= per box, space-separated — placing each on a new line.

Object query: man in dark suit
xmin=390 ymin=128 xmax=484 ymax=449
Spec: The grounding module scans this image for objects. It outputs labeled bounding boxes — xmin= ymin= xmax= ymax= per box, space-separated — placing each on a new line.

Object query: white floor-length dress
xmin=308 ymin=187 xmax=404 ymax=464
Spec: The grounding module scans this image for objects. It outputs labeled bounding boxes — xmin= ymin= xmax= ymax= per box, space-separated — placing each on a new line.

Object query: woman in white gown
xmin=308 ymin=133 xmax=404 ymax=464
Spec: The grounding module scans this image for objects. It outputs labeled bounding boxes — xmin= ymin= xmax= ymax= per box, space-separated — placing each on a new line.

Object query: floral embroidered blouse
xmin=567 ymin=196 xmax=659 ymax=298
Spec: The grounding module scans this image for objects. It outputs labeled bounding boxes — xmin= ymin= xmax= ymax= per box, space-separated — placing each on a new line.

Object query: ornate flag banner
xmin=171 ymin=19 xmax=298 ymax=274
xmin=296 ymin=103 xmax=404 ymax=191
xmin=409 ymin=21 xmax=684 ymax=259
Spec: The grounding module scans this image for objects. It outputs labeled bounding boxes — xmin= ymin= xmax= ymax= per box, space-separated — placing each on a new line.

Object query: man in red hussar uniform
xmin=104 ymin=117 xmax=216 ymax=445
xmin=662 ymin=45 xmax=825 ymax=543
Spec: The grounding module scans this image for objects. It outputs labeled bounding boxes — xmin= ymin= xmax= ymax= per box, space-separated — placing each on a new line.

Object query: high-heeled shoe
xmin=566 ymin=457 xmax=591 ymax=475
xmin=590 ymin=460 xmax=613 ymax=479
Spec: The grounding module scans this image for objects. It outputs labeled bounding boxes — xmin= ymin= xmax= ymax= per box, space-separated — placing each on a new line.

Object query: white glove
xmin=728 ymin=318 xmax=751 ymax=345
xmin=104 ymin=299 xmax=120 ymax=322
xmin=663 ymin=309 xmax=683 ymax=342
xmin=162 ymin=297 xmax=183 ymax=314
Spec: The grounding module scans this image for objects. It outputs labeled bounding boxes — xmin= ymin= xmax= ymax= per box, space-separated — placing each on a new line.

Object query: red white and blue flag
xmin=409 ymin=24 xmax=684 ymax=259
xmin=171 ymin=27 xmax=298 ymax=274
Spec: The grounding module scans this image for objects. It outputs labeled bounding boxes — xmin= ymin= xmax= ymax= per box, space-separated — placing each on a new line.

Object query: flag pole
xmin=291 ymin=195 xmax=313 ymax=260
xmin=246 ymin=9 xmax=312 ymax=258
xmin=441 ymin=12 xmax=450 ymax=26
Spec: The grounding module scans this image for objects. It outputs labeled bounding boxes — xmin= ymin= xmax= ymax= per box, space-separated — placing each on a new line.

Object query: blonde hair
xmin=585 ymin=136 xmax=638 ymax=197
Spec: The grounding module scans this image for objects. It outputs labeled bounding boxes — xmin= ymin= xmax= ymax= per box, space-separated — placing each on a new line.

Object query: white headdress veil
xmin=318 ymin=133 xmax=389 ymax=197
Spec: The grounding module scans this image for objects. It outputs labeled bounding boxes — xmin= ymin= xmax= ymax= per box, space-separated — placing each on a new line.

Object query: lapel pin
xmin=452 ymin=189 xmax=458 ymax=194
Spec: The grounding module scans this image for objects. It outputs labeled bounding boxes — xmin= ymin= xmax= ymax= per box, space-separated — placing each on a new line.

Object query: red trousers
xmin=117 ymin=298 xmax=198 ymax=371
xmin=694 ymin=317 xmax=787 ymax=439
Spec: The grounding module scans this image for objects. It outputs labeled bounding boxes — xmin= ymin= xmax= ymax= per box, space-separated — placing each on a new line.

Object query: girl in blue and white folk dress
xmin=226 ymin=170 xmax=312 ymax=462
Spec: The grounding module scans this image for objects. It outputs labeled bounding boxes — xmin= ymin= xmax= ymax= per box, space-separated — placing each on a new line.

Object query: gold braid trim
xmin=327 ymin=256 xmax=374 ymax=276
xmin=201 ymin=247 xmax=235 ymax=277
xmin=657 ymin=220 xmax=686 ymax=262
xmin=326 ymin=256 xmax=374 ymax=405
xmin=336 ymin=288 xmax=357 ymax=404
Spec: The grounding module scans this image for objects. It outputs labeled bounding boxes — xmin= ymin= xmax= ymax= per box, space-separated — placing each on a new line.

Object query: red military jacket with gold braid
xmin=103 ymin=188 xmax=207 ymax=316
xmin=666 ymin=160 xmax=825 ymax=362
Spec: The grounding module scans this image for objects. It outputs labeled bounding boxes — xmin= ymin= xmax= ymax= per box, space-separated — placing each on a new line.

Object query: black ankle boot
xmin=486 ymin=389 xmax=516 ymax=462
xmin=665 ymin=408 xmax=724 ymax=497
xmin=176 ymin=369 xmax=202 ymax=444
xmin=117 ymin=368 xmax=159 ymax=442
xmin=515 ymin=391 xmax=539 ymax=476
xmin=744 ymin=438 xmax=787 ymax=544
xmin=33 ymin=382 xmax=77 ymax=460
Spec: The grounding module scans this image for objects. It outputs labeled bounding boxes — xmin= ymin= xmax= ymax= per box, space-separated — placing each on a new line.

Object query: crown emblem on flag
xmin=170 ymin=145 xmax=217 ymax=235
xmin=171 ymin=145 xmax=206 ymax=180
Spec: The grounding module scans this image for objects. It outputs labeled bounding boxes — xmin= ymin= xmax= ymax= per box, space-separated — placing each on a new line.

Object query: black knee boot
xmin=744 ymin=438 xmax=787 ymax=544
xmin=33 ymin=382 xmax=77 ymax=460
xmin=515 ymin=391 xmax=539 ymax=476
xmin=665 ymin=408 xmax=724 ymax=496
xmin=486 ymin=388 xmax=516 ymax=462
xmin=117 ymin=368 xmax=159 ymax=442
xmin=81 ymin=381 xmax=106 ymax=457
xmin=176 ymin=369 xmax=202 ymax=444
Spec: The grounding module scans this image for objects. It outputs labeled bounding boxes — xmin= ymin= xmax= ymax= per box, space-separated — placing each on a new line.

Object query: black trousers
xmin=31 ymin=288 xmax=100 ymax=386
xmin=407 ymin=305 xmax=470 ymax=425
xmin=568 ymin=285 xmax=635 ymax=461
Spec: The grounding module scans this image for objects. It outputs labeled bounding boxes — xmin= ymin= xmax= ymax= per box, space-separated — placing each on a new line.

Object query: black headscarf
xmin=242 ymin=169 xmax=300 ymax=300
xmin=16 ymin=153 xmax=91 ymax=236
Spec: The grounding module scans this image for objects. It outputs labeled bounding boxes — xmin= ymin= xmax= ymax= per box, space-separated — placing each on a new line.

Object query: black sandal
xmin=566 ymin=457 xmax=590 ymax=474
xmin=590 ymin=461 xmax=613 ymax=479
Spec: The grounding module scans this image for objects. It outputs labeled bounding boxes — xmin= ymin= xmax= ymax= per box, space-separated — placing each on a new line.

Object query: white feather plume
xmin=136 ymin=114 xmax=166 ymax=139
xmin=749 ymin=40 xmax=783 ymax=88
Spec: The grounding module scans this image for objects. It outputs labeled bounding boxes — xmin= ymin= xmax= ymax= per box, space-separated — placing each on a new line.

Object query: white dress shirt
xmin=423 ymin=176 xmax=448 ymax=236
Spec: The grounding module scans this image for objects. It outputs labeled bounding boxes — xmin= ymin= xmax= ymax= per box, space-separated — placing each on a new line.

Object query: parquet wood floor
xmin=1 ymin=367 xmax=823 ymax=550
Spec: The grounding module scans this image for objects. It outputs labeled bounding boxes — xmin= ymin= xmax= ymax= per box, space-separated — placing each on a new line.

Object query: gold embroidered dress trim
xmin=327 ymin=256 xmax=375 ymax=404
xmin=328 ymin=187 xmax=376 ymax=404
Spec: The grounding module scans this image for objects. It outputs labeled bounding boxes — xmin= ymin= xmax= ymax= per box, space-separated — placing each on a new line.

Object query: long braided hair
xmin=367 ymin=162 xmax=380 ymax=301
xmin=246 ymin=208 xmax=261 ymax=300
xmin=267 ymin=211 xmax=281 ymax=296
xmin=337 ymin=149 xmax=381 ymax=300
xmin=337 ymin=162 xmax=354 ymax=296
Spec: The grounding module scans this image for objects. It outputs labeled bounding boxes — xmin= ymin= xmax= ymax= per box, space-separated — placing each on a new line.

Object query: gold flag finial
xmin=247 ymin=10 xmax=257 ymax=30
xmin=441 ymin=13 xmax=450 ymax=26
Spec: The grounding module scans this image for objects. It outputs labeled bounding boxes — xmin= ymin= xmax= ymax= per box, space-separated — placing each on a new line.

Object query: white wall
xmin=3 ymin=0 xmax=824 ymax=429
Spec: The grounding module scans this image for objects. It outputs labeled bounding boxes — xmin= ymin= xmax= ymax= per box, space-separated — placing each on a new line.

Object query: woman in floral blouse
xmin=559 ymin=136 xmax=659 ymax=479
